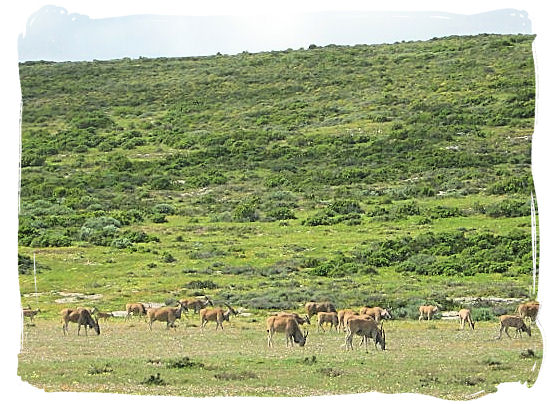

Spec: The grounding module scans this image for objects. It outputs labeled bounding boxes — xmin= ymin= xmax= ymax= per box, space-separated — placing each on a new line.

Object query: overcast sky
xmin=18 ymin=6 xmax=531 ymax=62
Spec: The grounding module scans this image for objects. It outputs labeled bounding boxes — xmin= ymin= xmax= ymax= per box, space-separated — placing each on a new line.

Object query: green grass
xmin=19 ymin=317 xmax=542 ymax=398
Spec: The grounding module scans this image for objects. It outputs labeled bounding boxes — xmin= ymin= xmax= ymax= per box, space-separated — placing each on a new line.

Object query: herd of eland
xmin=22 ymin=298 xmax=539 ymax=351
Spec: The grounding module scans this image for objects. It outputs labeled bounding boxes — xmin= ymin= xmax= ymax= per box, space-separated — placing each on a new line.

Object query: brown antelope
xmin=199 ymin=304 xmax=238 ymax=330
xmin=60 ymin=308 xmax=100 ymax=336
xmin=343 ymin=313 xmax=375 ymax=346
xmin=179 ymin=296 xmax=213 ymax=314
xmin=517 ymin=301 xmax=539 ymax=323
xmin=497 ymin=315 xmax=531 ymax=339
xmin=22 ymin=308 xmax=41 ymax=323
xmin=458 ymin=308 xmax=475 ymax=330
xmin=94 ymin=311 xmax=114 ymax=322
xmin=305 ymin=301 xmax=336 ymax=317
xmin=276 ymin=312 xmax=311 ymax=325
xmin=338 ymin=310 xmax=358 ymax=333
xmin=418 ymin=305 xmax=439 ymax=321
xmin=125 ymin=303 xmax=148 ymax=320
xmin=359 ymin=306 xmax=392 ymax=322
xmin=345 ymin=316 xmax=386 ymax=352
xmin=317 ymin=311 xmax=339 ymax=332
xmin=266 ymin=315 xmax=309 ymax=347
xmin=147 ymin=303 xmax=186 ymax=330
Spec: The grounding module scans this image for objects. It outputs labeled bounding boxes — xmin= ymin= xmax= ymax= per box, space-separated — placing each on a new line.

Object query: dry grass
xmin=18 ymin=316 xmax=542 ymax=399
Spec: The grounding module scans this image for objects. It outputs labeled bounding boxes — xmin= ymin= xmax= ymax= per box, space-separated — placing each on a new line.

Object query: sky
xmin=17 ymin=7 xmax=531 ymax=62
xmin=2 ymin=1 xmax=550 ymax=403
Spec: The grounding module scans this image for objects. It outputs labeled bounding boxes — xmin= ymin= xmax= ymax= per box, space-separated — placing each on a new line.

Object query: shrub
xmin=18 ymin=254 xmax=50 ymax=275
xmin=471 ymin=307 xmax=495 ymax=321
xmin=111 ymin=238 xmax=132 ymax=249
xmin=79 ymin=216 xmax=121 ymax=246
xmin=488 ymin=175 xmax=532 ymax=194
xmin=302 ymin=212 xmax=334 ymax=226
xmin=150 ymin=213 xmax=167 ymax=223
xmin=140 ymin=373 xmax=166 ymax=386
xmin=428 ymin=205 xmax=461 ymax=219
xmin=161 ymin=252 xmax=176 ymax=263
xmin=153 ymin=203 xmax=175 ymax=215
xmin=87 ymin=363 xmax=114 ymax=375
xmin=485 ymin=199 xmax=530 ymax=218
xmin=186 ymin=280 xmax=218 ymax=289
xmin=233 ymin=201 xmax=259 ymax=222
xmin=266 ymin=207 xmax=296 ymax=221
xmin=327 ymin=199 xmax=364 ymax=215
xmin=164 ymin=357 xmax=204 ymax=369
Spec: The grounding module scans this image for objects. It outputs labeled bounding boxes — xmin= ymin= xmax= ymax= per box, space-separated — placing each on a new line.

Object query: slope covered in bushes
xmin=18 ymin=34 xmax=537 ymax=308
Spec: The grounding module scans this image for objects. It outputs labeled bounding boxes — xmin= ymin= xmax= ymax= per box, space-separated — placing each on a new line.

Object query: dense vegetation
xmin=18 ymin=34 xmax=537 ymax=311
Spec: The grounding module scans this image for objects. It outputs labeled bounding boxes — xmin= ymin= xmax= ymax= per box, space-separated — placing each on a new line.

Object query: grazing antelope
xmin=458 ymin=308 xmax=475 ymax=330
xmin=22 ymin=308 xmax=41 ymax=323
xmin=179 ymin=296 xmax=213 ymax=314
xmin=276 ymin=312 xmax=311 ymax=325
xmin=338 ymin=310 xmax=358 ymax=333
xmin=497 ymin=315 xmax=531 ymax=339
xmin=200 ymin=304 xmax=238 ymax=330
xmin=125 ymin=303 xmax=148 ymax=320
xmin=345 ymin=316 xmax=386 ymax=352
xmin=418 ymin=305 xmax=439 ymax=321
xmin=305 ymin=301 xmax=336 ymax=317
xmin=317 ymin=311 xmax=339 ymax=332
xmin=517 ymin=301 xmax=539 ymax=323
xmin=343 ymin=313 xmax=375 ymax=346
xmin=147 ymin=303 xmax=186 ymax=330
xmin=60 ymin=308 xmax=100 ymax=336
xmin=94 ymin=311 xmax=114 ymax=322
xmin=359 ymin=306 xmax=392 ymax=322
xmin=266 ymin=315 xmax=309 ymax=347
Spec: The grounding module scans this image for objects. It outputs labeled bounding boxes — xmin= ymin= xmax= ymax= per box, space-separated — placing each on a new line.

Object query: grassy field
xmin=18 ymin=315 xmax=541 ymax=399
xmin=17 ymin=34 xmax=540 ymax=399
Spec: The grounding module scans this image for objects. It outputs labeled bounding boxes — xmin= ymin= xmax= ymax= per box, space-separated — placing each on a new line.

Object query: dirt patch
xmin=441 ymin=311 xmax=459 ymax=320
xmin=54 ymin=292 xmax=103 ymax=304
xmin=452 ymin=297 xmax=523 ymax=306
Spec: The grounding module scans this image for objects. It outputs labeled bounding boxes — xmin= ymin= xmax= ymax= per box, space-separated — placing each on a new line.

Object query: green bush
xmin=471 ymin=308 xmax=495 ymax=321
xmin=327 ymin=199 xmax=364 ymax=215
xmin=485 ymin=199 xmax=530 ymax=217
xmin=153 ymin=204 xmax=175 ymax=215
xmin=233 ymin=201 xmax=259 ymax=222
xmin=79 ymin=216 xmax=121 ymax=246
xmin=111 ymin=238 xmax=132 ymax=249
xmin=150 ymin=213 xmax=167 ymax=223
xmin=161 ymin=252 xmax=176 ymax=263
xmin=266 ymin=207 xmax=296 ymax=221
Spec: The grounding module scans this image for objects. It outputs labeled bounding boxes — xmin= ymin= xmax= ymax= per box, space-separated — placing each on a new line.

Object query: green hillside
xmin=18 ymin=34 xmax=537 ymax=313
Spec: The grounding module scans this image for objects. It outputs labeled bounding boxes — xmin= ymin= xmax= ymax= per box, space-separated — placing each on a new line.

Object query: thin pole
xmin=33 ymin=252 xmax=39 ymax=308
xmin=531 ymin=193 xmax=537 ymax=297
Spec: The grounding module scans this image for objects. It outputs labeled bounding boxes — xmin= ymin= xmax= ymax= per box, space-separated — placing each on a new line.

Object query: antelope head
xmin=377 ymin=326 xmax=386 ymax=350
xmin=92 ymin=318 xmax=101 ymax=335
xmin=299 ymin=330 xmax=309 ymax=346
xmin=223 ymin=303 xmax=237 ymax=320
